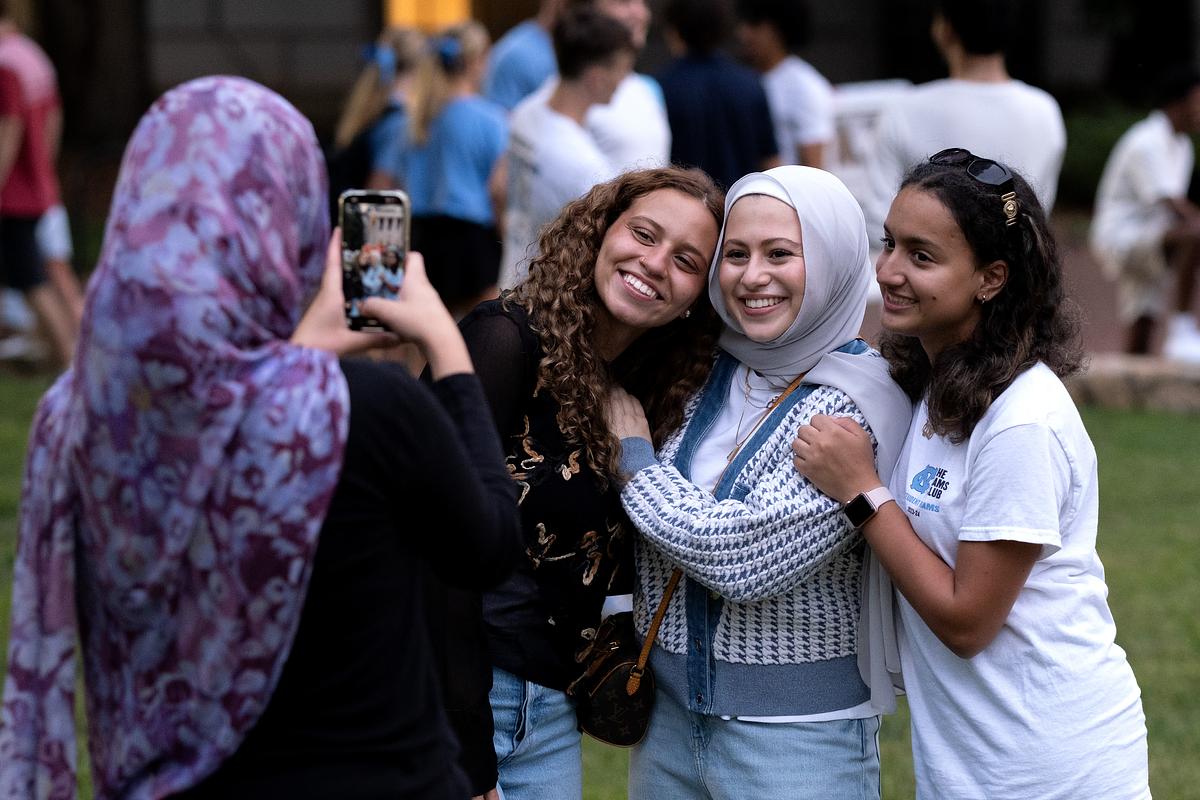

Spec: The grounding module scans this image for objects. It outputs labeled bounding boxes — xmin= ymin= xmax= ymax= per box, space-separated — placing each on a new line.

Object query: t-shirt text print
xmin=905 ymin=464 xmax=951 ymax=517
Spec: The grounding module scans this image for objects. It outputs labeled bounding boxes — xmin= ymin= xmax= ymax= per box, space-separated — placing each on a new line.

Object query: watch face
xmin=843 ymin=493 xmax=875 ymax=528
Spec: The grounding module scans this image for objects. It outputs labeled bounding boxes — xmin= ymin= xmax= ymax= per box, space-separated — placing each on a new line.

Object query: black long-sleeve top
xmin=428 ymin=300 xmax=637 ymax=792
xmin=468 ymin=301 xmax=634 ymax=686
xmin=176 ymin=358 xmax=522 ymax=800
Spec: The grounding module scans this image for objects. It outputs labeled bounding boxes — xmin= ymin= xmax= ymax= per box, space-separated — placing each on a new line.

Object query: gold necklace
xmin=714 ymin=368 xmax=807 ymax=489
xmin=726 ymin=366 xmax=772 ymax=461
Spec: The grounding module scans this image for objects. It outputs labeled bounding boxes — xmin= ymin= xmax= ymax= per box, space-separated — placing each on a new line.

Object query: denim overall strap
xmin=712 ymin=382 xmax=817 ymax=501
xmin=672 ymin=351 xmax=740 ymax=482
xmin=673 ymin=339 xmax=865 ymax=714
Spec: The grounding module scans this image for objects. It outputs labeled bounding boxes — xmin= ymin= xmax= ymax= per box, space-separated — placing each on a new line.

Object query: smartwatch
xmin=842 ymin=486 xmax=895 ymax=529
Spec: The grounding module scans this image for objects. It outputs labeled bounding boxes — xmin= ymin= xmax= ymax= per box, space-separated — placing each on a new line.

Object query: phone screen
xmin=339 ymin=189 xmax=410 ymax=331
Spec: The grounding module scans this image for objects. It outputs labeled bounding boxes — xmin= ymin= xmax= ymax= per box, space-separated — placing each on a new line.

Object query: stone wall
xmin=1067 ymin=354 xmax=1200 ymax=414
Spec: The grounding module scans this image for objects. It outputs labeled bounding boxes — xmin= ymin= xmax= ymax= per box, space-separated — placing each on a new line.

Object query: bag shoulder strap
xmin=623 ymin=371 xmax=808 ymax=693
xmin=625 ymin=567 xmax=682 ymax=695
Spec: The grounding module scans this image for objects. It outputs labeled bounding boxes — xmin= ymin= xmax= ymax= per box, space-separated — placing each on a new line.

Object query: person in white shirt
xmin=1090 ymin=67 xmax=1200 ymax=360
xmin=736 ymin=0 xmax=834 ymax=168
xmin=578 ymin=0 xmax=669 ymax=169
xmin=497 ymin=7 xmax=633 ymax=289
xmin=794 ymin=151 xmax=1150 ymax=800
xmin=861 ymin=0 xmax=1065 ymax=248
xmin=521 ymin=0 xmax=670 ymax=172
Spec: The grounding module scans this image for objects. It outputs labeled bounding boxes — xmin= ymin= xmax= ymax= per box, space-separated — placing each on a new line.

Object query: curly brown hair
xmin=507 ymin=167 xmax=725 ymax=484
xmin=881 ymin=160 xmax=1084 ymax=443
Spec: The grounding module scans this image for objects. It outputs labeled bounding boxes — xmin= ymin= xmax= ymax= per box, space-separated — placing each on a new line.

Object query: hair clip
xmin=362 ymin=44 xmax=397 ymax=84
xmin=1001 ymin=192 xmax=1019 ymax=226
xmin=434 ymin=36 xmax=464 ymax=72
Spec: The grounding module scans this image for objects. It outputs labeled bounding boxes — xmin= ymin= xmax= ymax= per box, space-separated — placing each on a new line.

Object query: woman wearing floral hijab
xmin=0 ymin=76 xmax=521 ymax=799
xmin=607 ymin=166 xmax=911 ymax=798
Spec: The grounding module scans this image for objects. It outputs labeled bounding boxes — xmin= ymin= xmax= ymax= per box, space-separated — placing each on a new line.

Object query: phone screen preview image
xmin=340 ymin=190 xmax=409 ymax=331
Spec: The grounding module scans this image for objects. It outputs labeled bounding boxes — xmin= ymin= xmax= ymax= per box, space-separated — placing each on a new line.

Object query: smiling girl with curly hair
xmin=430 ymin=166 xmax=725 ymax=799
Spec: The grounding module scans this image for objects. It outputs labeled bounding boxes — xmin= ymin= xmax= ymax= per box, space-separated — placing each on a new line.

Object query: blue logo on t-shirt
xmin=911 ymin=466 xmax=938 ymax=494
xmin=907 ymin=464 xmax=950 ymax=517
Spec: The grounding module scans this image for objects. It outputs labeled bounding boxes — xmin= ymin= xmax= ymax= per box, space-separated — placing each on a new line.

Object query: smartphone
xmin=338 ymin=189 xmax=411 ymax=331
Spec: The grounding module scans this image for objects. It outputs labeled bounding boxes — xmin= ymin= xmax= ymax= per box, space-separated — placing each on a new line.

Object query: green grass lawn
xmin=0 ymin=371 xmax=54 ymax=651
xmin=0 ymin=368 xmax=1196 ymax=798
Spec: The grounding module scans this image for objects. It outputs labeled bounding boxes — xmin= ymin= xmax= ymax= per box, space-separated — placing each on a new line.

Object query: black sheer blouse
xmin=464 ymin=299 xmax=634 ymax=690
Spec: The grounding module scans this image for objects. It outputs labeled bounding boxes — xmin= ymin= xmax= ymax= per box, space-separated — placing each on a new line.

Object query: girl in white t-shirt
xmin=793 ymin=151 xmax=1151 ymax=799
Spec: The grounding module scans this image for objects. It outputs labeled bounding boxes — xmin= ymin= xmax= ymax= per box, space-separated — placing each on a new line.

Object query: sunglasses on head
xmin=928 ymin=148 xmax=1020 ymax=227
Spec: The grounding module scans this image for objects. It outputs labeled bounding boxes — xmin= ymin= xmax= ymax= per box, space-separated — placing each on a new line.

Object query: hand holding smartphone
xmin=339 ymin=189 xmax=411 ymax=331
xmin=357 ymin=250 xmax=474 ymax=379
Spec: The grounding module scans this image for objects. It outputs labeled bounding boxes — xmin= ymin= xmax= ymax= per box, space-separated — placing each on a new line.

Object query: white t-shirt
xmin=1090 ymin=110 xmax=1193 ymax=279
xmin=587 ymin=73 xmax=671 ymax=171
xmin=891 ymin=364 xmax=1149 ymax=800
xmin=863 ymin=79 xmax=1066 ymax=244
xmin=498 ymin=94 xmax=616 ymax=289
xmin=528 ymin=73 xmax=671 ymax=173
xmin=762 ymin=55 xmax=835 ymax=165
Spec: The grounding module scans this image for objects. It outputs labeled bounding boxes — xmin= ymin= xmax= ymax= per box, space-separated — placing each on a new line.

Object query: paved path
xmin=1055 ymin=211 xmax=1125 ymax=354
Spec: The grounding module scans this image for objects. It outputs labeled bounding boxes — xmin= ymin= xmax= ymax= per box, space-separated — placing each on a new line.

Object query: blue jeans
xmin=489 ymin=667 xmax=582 ymax=800
xmin=629 ymin=688 xmax=881 ymax=800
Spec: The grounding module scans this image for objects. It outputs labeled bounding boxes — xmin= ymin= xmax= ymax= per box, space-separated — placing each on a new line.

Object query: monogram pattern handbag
xmin=566 ymin=568 xmax=683 ymax=747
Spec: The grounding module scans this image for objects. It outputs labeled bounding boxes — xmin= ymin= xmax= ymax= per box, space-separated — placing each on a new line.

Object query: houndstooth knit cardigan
xmin=618 ymin=351 xmax=881 ymax=716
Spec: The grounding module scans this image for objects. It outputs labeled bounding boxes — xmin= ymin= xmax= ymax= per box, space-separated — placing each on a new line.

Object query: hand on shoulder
xmin=605 ymin=385 xmax=651 ymax=442
xmin=792 ymin=414 xmax=880 ymax=503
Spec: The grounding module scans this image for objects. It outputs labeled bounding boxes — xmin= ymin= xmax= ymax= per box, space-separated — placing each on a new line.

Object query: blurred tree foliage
xmin=1082 ymin=0 xmax=1194 ymax=105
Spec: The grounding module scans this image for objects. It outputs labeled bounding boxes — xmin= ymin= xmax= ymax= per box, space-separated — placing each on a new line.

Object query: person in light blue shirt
xmin=483 ymin=1 xmax=560 ymax=110
xmin=403 ymin=97 xmax=507 ymax=228
xmin=327 ymin=27 xmax=425 ymax=217
xmin=398 ymin=22 xmax=508 ymax=313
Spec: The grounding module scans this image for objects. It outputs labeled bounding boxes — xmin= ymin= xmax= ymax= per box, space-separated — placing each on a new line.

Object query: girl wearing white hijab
xmin=607 ymin=166 xmax=910 ymax=798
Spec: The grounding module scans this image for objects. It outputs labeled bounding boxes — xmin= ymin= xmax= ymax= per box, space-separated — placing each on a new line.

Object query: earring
xmin=681 ymin=308 xmax=692 ymax=319
xmin=977 ymin=294 xmax=989 ymax=304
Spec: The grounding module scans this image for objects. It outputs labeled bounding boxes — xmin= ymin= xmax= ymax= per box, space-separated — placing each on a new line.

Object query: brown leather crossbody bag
xmin=565 ymin=568 xmax=682 ymax=747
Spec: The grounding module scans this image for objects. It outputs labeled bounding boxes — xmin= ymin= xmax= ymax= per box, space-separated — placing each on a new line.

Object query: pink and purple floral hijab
xmin=0 ymin=76 xmax=349 ymax=799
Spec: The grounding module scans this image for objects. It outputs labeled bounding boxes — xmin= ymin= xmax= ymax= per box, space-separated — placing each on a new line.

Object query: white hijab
xmin=709 ymin=166 xmax=872 ymax=381
xmin=709 ymin=166 xmax=910 ymax=713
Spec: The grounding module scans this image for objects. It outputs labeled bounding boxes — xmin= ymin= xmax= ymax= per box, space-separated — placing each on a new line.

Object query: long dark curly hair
xmin=880 ymin=160 xmax=1084 ymax=443
xmin=507 ymin=167 xmax=725 ymax=484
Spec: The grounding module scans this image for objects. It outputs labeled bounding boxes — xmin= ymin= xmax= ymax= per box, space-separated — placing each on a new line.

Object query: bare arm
xmin=759 ymin=154 xmax=783 ymax=172
xmin=0 ymin=114 xmax=22 ymax=188
xmin=487 ymin=154 xmax=508 ymax=236
xmin=1162 ymin=197 xmax=1200 ymax=241
xmin=365 ymin=169 xmax=398 ymax=190
xmin=793 ymin=415 xmax=1040 ymax=658
xmin=45 ymin=105 xmax=62 ymax=162
xmin=852 ymin=504 xmax=1038 ymax=658
xmin=1165 ymin=195 xmax=1200 ymax=219
xmin=798 ymin=141 xmax=825 ymax=170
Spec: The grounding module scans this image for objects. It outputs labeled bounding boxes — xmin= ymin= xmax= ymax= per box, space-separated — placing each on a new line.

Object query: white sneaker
xmin=1163 ymin=314 xmax=1200 ymax=363
xmin=0 ymin=289 xmax=35 ymax=332
xmin=0 ymin=333 xmax=49 ymax=362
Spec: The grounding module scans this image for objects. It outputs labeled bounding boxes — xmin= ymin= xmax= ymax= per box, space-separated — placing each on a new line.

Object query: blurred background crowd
xmin=4 ymin=0 xmax=1200 ymax=369
xmin=2 ymin=3 xmax=1198 ymax=798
